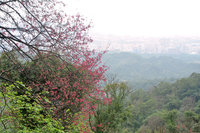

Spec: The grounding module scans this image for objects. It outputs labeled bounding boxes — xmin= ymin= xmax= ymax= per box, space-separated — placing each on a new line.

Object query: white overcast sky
xmin=64 ymin=0 xmax=200 ymax=37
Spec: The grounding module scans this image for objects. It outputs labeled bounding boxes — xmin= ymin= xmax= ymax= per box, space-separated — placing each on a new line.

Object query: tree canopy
xmin=0 ymin=0 xmax=107 ymax=132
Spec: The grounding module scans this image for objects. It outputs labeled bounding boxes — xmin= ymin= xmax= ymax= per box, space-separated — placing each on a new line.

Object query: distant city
xmin=90 ymin=34 xmax=200 ymax=54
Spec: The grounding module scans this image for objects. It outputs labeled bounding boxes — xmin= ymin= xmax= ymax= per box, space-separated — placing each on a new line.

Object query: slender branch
xmin=0 ymin=0 xmax=16 ymax=6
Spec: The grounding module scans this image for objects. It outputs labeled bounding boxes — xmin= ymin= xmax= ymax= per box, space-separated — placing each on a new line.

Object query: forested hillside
xmin=103 ymin=52 xmax=200 ymax=89
xmin=1 ymin=0 xmax=200 ymax=133
xmin=123 ymin=73 xmax=200 ymax=133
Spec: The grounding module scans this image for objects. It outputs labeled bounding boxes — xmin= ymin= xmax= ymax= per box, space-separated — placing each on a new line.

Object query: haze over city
xmin=64 ymin=0 xmax=200 ymax=54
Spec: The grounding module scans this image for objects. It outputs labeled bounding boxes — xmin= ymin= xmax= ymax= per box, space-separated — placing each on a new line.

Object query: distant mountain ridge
xmin=103 ymin=52 xmax=200 ymax=89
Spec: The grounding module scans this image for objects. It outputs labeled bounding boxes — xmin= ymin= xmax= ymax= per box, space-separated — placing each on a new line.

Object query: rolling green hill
xmin=124 ymin=73 xmax=200 ymax=133
xmin=103 ymin=52 xmax=200 ymax=89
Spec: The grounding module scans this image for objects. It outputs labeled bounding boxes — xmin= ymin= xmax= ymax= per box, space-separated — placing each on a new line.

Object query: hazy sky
xmin=65 ymin=0 xmax=200 ymax=37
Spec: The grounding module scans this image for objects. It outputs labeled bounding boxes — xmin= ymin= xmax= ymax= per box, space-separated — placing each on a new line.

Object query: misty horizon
xmin=65 ymin=0 xmax=200 ymax=37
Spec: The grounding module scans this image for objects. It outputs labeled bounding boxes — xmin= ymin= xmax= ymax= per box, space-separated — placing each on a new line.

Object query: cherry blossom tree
xmin=0 ymin=0 xmax=107 ymax=131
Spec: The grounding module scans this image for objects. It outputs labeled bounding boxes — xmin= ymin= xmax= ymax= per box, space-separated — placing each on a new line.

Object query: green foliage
xmin=163 ymin=110 xmax=178 ymax=133
xmin=128 ymin=98 xmax=156 ymax=132
xmin=175 ymin=73 xmax=200 ymax=101
xmin=0 ymin=82 xmax=65 ymax=133
xmin=165 ymin=98 xmax=181 ymax=110
xmin=184 ymin=111 xmax=200 ymax=132
xmin=141 ymin=111 xmax=165 ymax=133
xmin=92 ymin=82 xmax=132 ymax=133
xmin=2 ymin=51 xmax=200 ymax=133
xmin=126 ymin=73 xmax=200 ymax=132
xmin=0 ymin=51 xmax=21 ymax=82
